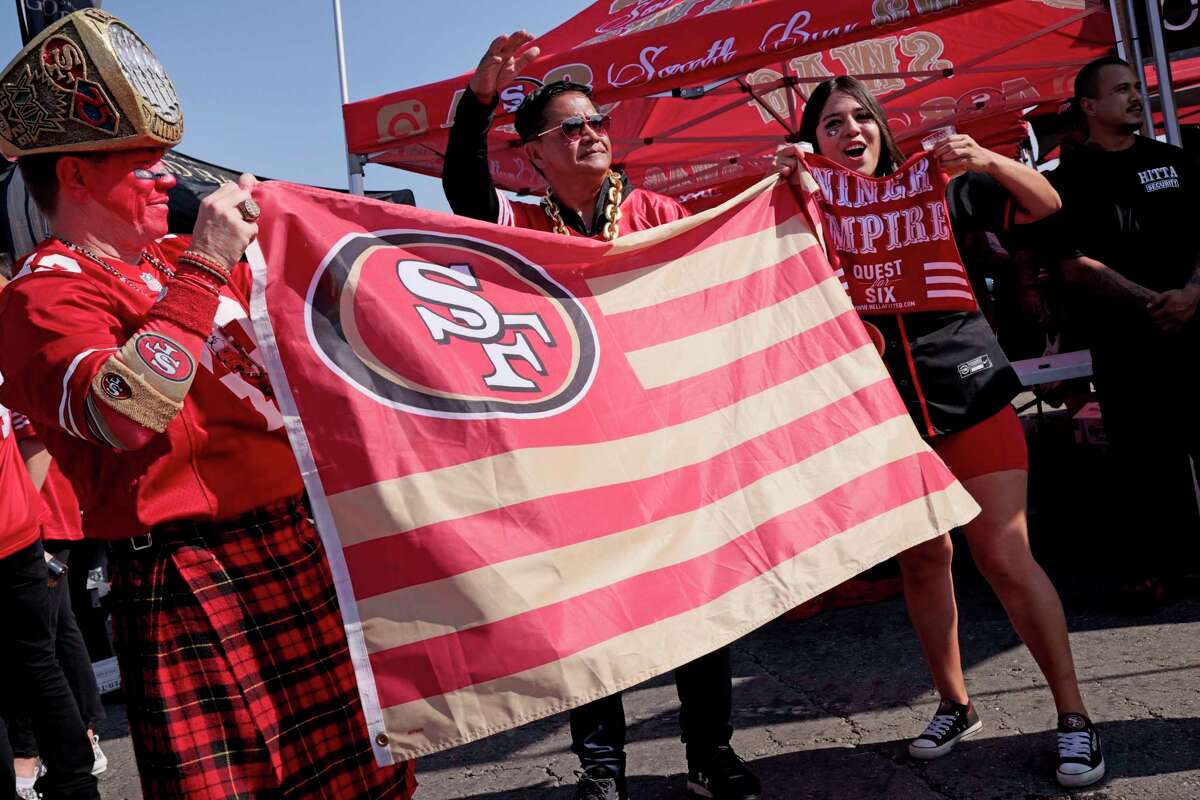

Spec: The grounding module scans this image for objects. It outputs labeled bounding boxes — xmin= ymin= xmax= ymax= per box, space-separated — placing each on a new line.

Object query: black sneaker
xmin=686 ymin=745 xmax=762 ymax=799
xmin=1056 ymin=713 xmax=1106 ymax=788
xmin=908 ymin=699 xmax=983 ymax=759
xmin=574 ymin=766 xmax=627 ymax=800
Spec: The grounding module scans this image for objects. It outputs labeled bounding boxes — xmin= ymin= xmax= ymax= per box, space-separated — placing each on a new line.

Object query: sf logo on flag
xmin=308 ymin=231 xmax=599 ymax=419
xmin=399 ymin=260 xmax=555 ymax=392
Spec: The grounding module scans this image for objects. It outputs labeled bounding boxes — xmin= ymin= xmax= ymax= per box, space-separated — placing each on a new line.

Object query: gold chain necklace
xmin=542 ymin=171 xmax=623 ymax=241
xmin=55 ymin=236 xmax=175 ymax=296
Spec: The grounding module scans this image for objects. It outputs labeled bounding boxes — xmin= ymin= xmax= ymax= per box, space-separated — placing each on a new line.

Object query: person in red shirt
xmin=0 ymin=402 xmax=99 ymax=800
xmin=442 ymin=32 xmax=759 ymax=800
xmin=7 ymin=414 xmax=109 ymax=787
xmin=0 ymin=10 xmax=414 ymax=798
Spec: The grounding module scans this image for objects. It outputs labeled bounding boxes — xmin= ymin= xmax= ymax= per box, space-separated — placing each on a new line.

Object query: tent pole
xmin=1110 ymin=0 xmax=1155 ymax=136
xmin=737 ymin=77 xmax=797 ymax=138
xmin=332 ymin=0 xmax=365 ymax=195
xmin=1108 ymin=0 xmax=1129 ymax=60
xmin=1144 ymin=0 xmax=1183 ymax=144
xmin=1123 ymin=0 xmax=1158 ymax=137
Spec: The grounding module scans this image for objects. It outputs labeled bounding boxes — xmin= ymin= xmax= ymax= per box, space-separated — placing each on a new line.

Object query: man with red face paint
xmin=442 ymin=32 xmax=761 ymax=800
xmin=0 ymin=10 xmax=415 ymax=798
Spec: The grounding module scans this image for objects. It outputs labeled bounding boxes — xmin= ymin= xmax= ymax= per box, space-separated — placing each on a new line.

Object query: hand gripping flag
xmin=247 ymin=176 xmax=980 ymax=764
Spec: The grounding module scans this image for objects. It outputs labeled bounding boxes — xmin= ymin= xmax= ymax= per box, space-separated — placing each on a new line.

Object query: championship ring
xmin=0 ymin=9 xmax=183 ymax=158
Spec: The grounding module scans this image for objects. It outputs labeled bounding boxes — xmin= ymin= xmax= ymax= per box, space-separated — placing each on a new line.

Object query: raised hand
xmin=933 ymin=134 xmax=997 ymax=178
xmin=468 ymin=31 xmax=540 ymax=104
xmin=774 ymin=143 xmax=812 ymax=185
xmin=189 ymin=173 xmax=259 ymax=269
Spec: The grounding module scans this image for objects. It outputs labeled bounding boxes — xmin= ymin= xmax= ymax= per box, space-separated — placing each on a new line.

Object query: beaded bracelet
xmin=176 ymin=249 xmax=232 ymax=285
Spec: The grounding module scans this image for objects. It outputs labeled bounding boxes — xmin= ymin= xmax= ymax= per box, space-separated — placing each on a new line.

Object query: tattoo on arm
xmin=1064 ymin=256 xmax=1157 ymax=309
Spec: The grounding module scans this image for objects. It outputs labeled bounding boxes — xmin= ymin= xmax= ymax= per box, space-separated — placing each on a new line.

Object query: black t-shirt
xmin=1038 ymin=136 xmax=1200 ymax=292
xmin=871 ymin=171 xmax=1023 ymax=437
xmin=1028 ymin=137 xmax=1200 ymax=416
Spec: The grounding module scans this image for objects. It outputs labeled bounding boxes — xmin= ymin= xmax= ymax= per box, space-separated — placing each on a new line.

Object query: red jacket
xmin=0 ymin=236 xmax=303 ymax=539
xmin=0 ymin=405 xmax=47 ymax=559
xmin=13 ymin=412 xmax=83 ymax=541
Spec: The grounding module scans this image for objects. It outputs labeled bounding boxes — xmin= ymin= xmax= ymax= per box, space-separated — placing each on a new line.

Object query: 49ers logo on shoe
xmin=307 ymin=231 xmax=598 ymax=419
xmin=135 ymin=333 xmax=193 ymax=382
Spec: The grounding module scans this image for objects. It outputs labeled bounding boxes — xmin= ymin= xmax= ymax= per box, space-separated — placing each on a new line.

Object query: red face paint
xmin=80 ymin=147 xmax=176 ymax=240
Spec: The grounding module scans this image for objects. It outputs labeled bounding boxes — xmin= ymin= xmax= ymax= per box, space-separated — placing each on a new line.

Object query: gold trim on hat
xmin=0 ymin=8 xmax=183 ymax=158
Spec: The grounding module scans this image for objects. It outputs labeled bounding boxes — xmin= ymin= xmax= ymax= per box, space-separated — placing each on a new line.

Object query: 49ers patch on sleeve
xmin=804 ymin=152 xmax=979 ymax=316
xmin=134 ymin=332 xmax=195 ymax=382
xmin=92 ymin=329 xmax=195 ymax=435
xmin=100 ymin=372 xmax=133 ymax=399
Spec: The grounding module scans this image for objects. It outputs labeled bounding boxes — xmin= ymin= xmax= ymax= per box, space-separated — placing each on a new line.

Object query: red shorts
xmin=930 ymin=405 xmax=1028 ymax=482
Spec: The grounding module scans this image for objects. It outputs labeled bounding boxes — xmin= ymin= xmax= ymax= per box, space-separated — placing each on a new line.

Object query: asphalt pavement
xmin=88 ymin=405 xmax=1200 ymax=799
xmin=90 ymin=578 xmax=1200 ymax=800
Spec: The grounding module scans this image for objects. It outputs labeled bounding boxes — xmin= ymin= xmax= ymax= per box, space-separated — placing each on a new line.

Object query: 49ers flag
xmin=247 ymin=177 xmax=979 ymax=763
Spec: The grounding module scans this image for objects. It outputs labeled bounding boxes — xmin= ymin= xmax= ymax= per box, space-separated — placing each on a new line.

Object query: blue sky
xmin=3 ymin=1 xmax=590 ymax=211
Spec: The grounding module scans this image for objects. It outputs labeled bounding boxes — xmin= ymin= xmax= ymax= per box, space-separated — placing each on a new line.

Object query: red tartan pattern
xmin=110 ymin=497 xmax=416 ymax=799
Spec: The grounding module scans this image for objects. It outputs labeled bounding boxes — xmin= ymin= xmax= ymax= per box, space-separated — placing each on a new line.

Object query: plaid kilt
xmin=110 ymin=496 xmax=416 ymax=799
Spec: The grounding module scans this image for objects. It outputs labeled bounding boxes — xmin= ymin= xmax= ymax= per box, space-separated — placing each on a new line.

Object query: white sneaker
xmin=908 ymin=700 xmax=983 ymax=759
xmin=15 ymin=762 xmax=42 ymax=800
xmin=90 ymin=732 xmax=108 ymax=776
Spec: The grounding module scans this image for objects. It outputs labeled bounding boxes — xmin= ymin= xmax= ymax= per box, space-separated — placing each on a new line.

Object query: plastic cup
xmin=921 ymin=125 xmax=956 ymax=152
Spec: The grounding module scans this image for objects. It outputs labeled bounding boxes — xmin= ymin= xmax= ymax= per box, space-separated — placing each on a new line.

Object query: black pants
xmin=7 ymin=546 xmax=106 ymax=758
xmin=66 ymin=540 xmax=114 ymax=663
xmin=569 ymin=646 xmax=733 ymax=777
xmin=0 ymin=715 xmax=15 ymax=800
xmin=0 ymin=540 xmax=98 ymax=800
xmin=1094 ymin=341 xmax=1200 ymax=578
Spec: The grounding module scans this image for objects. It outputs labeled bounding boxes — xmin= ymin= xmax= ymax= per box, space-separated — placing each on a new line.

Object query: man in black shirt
xmin=1043 ymin=57 xmax=1200 ymax=604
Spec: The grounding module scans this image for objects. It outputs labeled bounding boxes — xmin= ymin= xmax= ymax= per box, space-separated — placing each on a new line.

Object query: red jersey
xmin=13 ymin=412 xmax=83 ymax=541
xmin=0 ymin=404 xmax=47 ymax=559
xmin=0 ymin=235 xmax=303 ymax=539
xmin=496 ymin=186 xmax=691 ymax=236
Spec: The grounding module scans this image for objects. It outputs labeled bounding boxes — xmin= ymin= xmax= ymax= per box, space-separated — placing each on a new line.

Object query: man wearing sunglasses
xmin=442 ymin=31 xmax=762 ymax=800
xmin=444 ymin=31 xmax=694 ymax=242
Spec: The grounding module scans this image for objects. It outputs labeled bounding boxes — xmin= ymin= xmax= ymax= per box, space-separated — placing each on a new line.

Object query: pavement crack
xmin=742 ymin=645 xmax=865 ymax=746
xmin=744 ymin=643 xmax=960 ymax=799
xmin=763 ymin=725 xmax=786 ymax=751
xmin=544 ymin=762 xmax=565 ymax=786
xmin=1120 ymin=690 xmax=1164 ymax=719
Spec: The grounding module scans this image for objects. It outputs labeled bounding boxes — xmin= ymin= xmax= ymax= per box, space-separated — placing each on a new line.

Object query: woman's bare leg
xmin=898 ymin=533 xmax=969 ymax=705
xmin=960 ymin=469 xmax=1087 ymax=715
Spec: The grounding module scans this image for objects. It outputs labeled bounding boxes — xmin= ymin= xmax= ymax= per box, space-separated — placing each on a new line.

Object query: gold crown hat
xmin=0 ymin=8 xmax=183 ymax=159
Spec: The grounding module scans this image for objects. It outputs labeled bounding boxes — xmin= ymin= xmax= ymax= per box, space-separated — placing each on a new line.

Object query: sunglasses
xmin=532 ymin=113 xmax=611 ymax=142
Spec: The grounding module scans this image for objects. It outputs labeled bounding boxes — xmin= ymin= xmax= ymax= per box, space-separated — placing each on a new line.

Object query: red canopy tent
xmin=343 ymin=0 xmax=1115 ymax=208
xmin=1145 ymin=57 xmax=1200 ymax=126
